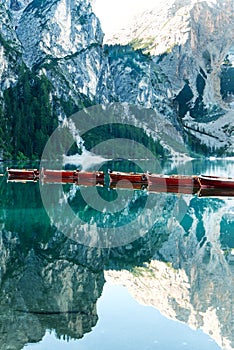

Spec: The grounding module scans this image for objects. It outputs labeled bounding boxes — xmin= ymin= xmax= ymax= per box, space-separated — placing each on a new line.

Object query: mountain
xmin=104 ymin=0 xmax=234 ymax=154
xmin=0 ymin=2 xmax=22 ymax=89
xmin=0 ymin=0 xmax=233 ymax=159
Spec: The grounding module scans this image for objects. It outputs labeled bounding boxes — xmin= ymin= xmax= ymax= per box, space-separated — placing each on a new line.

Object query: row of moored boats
xmin=6 ymin=168 xmax=234 ymax=196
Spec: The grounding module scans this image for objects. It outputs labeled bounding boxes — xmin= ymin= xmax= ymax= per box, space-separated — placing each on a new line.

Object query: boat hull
xmin=198 ymin=187 xmax=234 ymax=197
xmin=7 ymin=168 xmax=39 ymax=180
xmin=198 ymin=175 xmax=234 ymax=189
xmin=42 ymin=169 xmax=78 ymax=180
xmin=78 ymin=171 xmax=104 ymax=183
xmin=147 ymin=174 xmax=200 ymax=188
xmin=108 ymin=171 xmax=147 ymax=183
xmin=110 ymin=181 xmax=147 ymax=190
xmin=42 ymin=169 xmax=104 ymax=185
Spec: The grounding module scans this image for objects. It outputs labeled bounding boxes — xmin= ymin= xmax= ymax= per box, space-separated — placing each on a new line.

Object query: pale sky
xmin=92 ymin=0 xmax=163 ymax=35
xmin=92 ymin=0 xmax=218 ymax=36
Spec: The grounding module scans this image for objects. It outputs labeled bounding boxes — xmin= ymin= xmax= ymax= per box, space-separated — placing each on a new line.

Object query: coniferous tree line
xmin=82 ymin=123 xmax=166 ymax=159
xmin=0 ymin=64 xmax=167 ymax=160
xmin=0 ymin=67 xmax=58 ymax=160
xmin=220 ymin=66 xmax=234 ymax=98
xmin=1 ymin=59 xmax=232 ymax=160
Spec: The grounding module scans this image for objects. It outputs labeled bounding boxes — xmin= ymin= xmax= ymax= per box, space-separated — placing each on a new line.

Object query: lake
xmin=0 ymin=158 xmax=233 ymax=350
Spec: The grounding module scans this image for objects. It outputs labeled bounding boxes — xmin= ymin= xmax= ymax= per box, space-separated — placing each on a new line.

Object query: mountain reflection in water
xmin=0 ymin=160 xmax=233 ymax=350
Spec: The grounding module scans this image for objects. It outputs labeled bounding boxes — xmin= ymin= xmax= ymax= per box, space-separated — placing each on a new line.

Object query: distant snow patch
xmin=63 ymin=149 xmax=107 ymax=170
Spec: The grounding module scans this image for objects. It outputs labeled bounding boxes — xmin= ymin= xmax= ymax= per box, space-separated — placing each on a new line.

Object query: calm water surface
xmin=0 ymin=159 xmax=233 ymax=350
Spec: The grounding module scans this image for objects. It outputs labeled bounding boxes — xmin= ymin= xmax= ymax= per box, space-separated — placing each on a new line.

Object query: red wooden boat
xmin=147 ymin=173 xmax=200 ymax=188
xmin=41 ymin=169 xmax=79 ymax=181
xmin=198 ymin=175 xmax=234 ymax=189
xmin=41 ymin=169 xmax=104 ymax=185
xmin=7 ymin=168 xmax=39 ymax=180
xmin=108 ymin=170 xmax=147 ymax=183
xmin=78 ymin=171 xmax=104 ymax=184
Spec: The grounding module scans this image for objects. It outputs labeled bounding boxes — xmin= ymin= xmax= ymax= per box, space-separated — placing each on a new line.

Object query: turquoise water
xmin=0 ymin=159 xmax=233 ymax=350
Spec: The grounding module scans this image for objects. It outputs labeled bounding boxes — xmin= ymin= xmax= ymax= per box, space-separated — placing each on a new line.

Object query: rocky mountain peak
xmin=105 ymin=0 xmax=233 ymax=57
xmin=0 ymin=1 xmax=22 ymax=89
xmin=16 ymin=0 xmax=103 ymax=68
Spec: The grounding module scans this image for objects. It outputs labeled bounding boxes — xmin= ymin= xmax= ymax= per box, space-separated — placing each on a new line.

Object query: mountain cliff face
xmin=16 ymin=0 xmax=103 ymax=102
xmin=104 ymin=0 xmax=234 ymax=154
xmin=0 ymin=2 xmax=22 ymax=90
xmin=0 ymin=0 xmax=233 ymax=159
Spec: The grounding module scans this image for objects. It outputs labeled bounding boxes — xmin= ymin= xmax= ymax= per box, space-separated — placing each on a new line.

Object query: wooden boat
xmin=147 ymin=173 xmax=200 ymax=188
xmin=78 ymin=171 xmax=104 ymax=184
xmin=41 ymin=169 xmax=104 ymax=185
xmin=197 ymin=175 xmax=234 ymax=189
xmin=41 ymin=168 xmax=79 ymax=181
xmin=7 ymin=168 xmax=39 ymax=180
xmin=108 ymin=170 xmax=148 ymax=183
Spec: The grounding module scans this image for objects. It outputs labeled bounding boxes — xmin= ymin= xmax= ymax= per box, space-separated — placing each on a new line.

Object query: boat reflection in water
xmin=198 ymin=187 xmax=234 ymax=197
xmin=109 ymin=180 xmax=234 ymax=197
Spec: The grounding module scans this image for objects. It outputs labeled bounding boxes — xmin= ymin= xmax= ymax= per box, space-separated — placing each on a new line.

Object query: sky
xmin=92 ymin=0 xmax=219 ymax=36
xmin=92 ymin=0 xmax=164 ymax=35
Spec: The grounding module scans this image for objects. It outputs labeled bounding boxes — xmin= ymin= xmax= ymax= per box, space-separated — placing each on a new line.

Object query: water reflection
xmin=0 ymin=178 xmax=105 ymax=349
xmin=0 ymin=160 xmax=234 ymax=349
xmin=106 ymin=197 xmax=234 ymax=349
